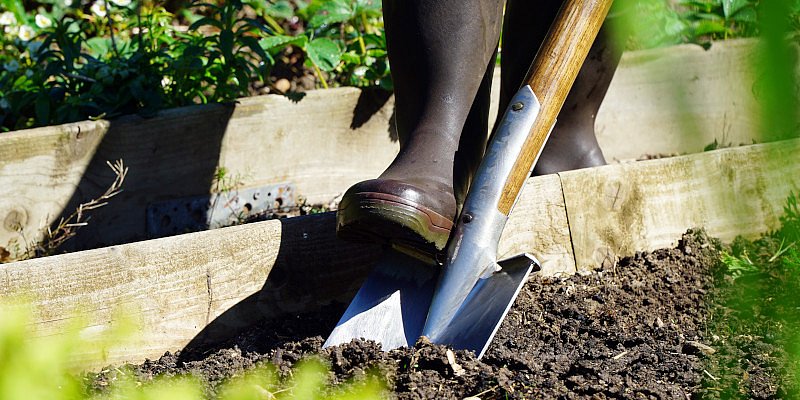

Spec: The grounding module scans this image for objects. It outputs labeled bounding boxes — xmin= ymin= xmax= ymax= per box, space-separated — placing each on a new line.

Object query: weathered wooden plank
xmin=499 ymin=174 xmax=575 ymax=277
xmin=218 ymin=88 xmax=397 ymax=204
xmin=0 ymin=175 xmax=571 ymax=369
xmin=561 ymin=138 xmax=800 ymax=272
xmin=0 ymin=120 xmax=109 ymax=253
xmin=595 ymin=39 xmax=784 ymax=161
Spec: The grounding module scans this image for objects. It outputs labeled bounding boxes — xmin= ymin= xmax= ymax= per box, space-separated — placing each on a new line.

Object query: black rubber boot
xmin=336 ymin=0 xmax=504 ymax=255
xmin=498 ymin=0 xmax=624 ymax=175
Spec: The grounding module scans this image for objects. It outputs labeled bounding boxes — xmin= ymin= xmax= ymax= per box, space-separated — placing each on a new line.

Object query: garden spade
xmin=324 ymin=0 xmax=612 ymax=358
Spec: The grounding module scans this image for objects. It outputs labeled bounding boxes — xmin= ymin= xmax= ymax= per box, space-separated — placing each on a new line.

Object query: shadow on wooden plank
xmin=55 ymin=103 xmax=236 ymax=251
xmin=176 ymin=212 xmax=383 ymax=361
xmin=350 ymin=87 xmax=395 ymax=139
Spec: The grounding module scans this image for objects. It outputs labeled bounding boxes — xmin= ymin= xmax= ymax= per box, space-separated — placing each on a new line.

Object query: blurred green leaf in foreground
xmin=0 ymin=301 xmax=385 ymax=399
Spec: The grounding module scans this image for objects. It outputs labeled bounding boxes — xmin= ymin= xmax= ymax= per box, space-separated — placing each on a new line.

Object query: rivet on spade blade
xmin=511 ymin=102 xmax=524 ymax=111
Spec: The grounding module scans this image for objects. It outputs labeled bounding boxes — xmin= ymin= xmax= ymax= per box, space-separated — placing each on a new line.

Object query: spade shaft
xmin=423 ymin=0 xmax=612 ymax=345
xmin=497 ymin=0 xmax=612 ymax=216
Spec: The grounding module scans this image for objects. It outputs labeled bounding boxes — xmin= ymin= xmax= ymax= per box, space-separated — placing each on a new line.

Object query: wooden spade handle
xmin=497 ymin=0 xmax=612 ymax=215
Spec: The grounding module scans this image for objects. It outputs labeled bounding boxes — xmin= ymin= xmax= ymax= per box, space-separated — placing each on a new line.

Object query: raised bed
xmin=1 ymin=137 xmax=797 ymax=370
xmin=0 ymin=39 xmax=780 ymax=254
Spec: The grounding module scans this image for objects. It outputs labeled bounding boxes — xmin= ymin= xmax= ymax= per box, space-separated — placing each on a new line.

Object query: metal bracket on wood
xmin=146 ymin=183 xmax=295 ymax=237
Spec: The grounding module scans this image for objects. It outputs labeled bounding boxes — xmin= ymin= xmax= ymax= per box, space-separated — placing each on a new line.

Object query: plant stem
xmin=263 ymin=14 xmax=285 ymax=35
xmin=356 ymin=13 xmax=367 ymax=55
xmin=136 ymin=0 xmax=143 ymax=51
xmin=361 ymin=12 xmax=371 ymax=35
xmin=107 ymin=11 xmax=119 ymax=57
xmin=313 ymin=63 xmax=329 ymax=89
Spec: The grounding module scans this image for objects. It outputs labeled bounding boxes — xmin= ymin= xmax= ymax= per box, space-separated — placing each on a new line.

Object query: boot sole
xmin=337 ymin=192 xmax=454 ymax=255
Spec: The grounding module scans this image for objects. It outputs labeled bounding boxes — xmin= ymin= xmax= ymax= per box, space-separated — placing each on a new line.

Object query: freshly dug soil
xmin=88 ymin=230 xmax=791 ymax=398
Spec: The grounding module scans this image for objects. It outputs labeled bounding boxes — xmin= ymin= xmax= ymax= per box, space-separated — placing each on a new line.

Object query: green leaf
xmin=340 ymin=51 xmax=361 ymax=64
xmin=259 ymin=35 xmax=307 ymax=51
xmin=309 ymin=0 xmax=353 ymax=27
xmin=265 ymin=0 xmax=294 ymax=19
xmin=363 ymin=33 xmax=385 ymax=46
xmin=722 ymin=0 xmax=750 ymax=18
xmin=306 ymin=37 xmax=341 ymax=71
xmin=189 ymin=17 xmax=224 ymax=31
xmin=13 ymin=75 xmax=28 ymax=87
xmin=35 ymin=93 xmax=50 ymax=125
xmin=220 ymin=29 xmax=234 ymax=58
xmin=354 ymin=0 xmax=381 ymax=15
xmin=239 ymin=36 xmax=269 ymax=62
xmin=366 ymin=48 xmax=386 ymax=58
xmin=84 ymin=37 xmax=111 ymax=56
xmin=694 ymin=20 xmax=728 ymax=36
xmin=241 ymin=17 xmax=272 ymax=34
xmin=731 ymin=6 xmax=757 ymax=23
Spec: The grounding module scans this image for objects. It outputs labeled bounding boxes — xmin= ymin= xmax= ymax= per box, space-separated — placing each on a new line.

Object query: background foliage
xmin=0 ymin=0 xmax=387 ymax=131
xmin=0 ymin=0 xmax=798 ymax=132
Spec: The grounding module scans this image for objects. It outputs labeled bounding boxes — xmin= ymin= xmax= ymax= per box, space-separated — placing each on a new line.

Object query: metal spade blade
xmin=427 ymin=253 xmax=538 ymax=358
xmin=323 ymin=250 xmax=437 ymax=350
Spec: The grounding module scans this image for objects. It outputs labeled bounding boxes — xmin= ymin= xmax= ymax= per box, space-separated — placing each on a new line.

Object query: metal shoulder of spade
xmin=324 ymin=0 xmax=612 ymax=358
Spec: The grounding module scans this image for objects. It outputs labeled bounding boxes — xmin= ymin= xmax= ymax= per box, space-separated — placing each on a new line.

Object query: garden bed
xmin=92 ymin=230 xmax=721 ymax=399
xmin=1 ymin=137 xmax=797 ymax=372
xmin=89 ymin=228 xmax=798 ymax=398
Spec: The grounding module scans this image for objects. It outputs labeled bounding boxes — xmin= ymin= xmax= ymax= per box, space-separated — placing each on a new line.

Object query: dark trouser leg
xmin=455 ymin=53 xmax=497 ymax=212
xmin=498 ymin=0 xmax=623 ymax=175
xmin=336 ymin=0 xmax=504 ymax=252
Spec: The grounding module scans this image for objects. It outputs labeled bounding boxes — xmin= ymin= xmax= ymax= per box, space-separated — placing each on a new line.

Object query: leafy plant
xmin=618 ymin=0 xmax=689 ymax=49
xmin=1 ymin=4 xmax=170 ymax=130
xmin=0 ymin=0 xmax=277 ymax=131
xmin=614 ymin=0 xmax=800 ymax=49
xmin=1 ymin=0 xmax=390 ymax=132
xmin=708 ymin=192 xmax=800 ymax=397
xmin=679 ymin=0 xmax=759 ymax=43
xmin=256 ymin=0 xmax=389 ymax=89
xmin=307 ymin=0 xmax=390 ymax=89
xmin=260 ymin=32 xmax=342 ymax=88
xmin=0 ymin=301 xmax=387 ymax=399
xmin=173 ymin=0 xmax=273 ymax=103
xmin=720 ymin=250 xmax=759 ymax=279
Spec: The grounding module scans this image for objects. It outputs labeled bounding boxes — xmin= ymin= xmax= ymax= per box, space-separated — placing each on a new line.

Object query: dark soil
xmin=89 ymin=230 xmax=794 ymax=399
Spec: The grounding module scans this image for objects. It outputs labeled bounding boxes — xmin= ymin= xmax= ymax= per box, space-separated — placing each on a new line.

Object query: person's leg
xmin=336 ymin=0 xmax=504 ymax=253
xmin=455 ymin=53 xmax=497 ymax=214
xmin=499 ymin=0 xmax=624 ymax=175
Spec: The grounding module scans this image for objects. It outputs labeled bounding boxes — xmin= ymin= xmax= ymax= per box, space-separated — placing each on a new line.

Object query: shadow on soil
xmin=176 ymin=212 xmax=383 ymax=362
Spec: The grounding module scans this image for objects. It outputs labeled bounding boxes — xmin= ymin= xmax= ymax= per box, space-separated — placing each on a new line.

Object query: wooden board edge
xmin=560 ymin=138 xmax=800 ymax=273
